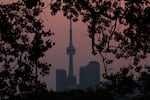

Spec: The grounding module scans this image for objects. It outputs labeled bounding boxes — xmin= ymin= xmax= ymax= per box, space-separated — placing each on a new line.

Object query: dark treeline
xmin=0 ymin=0 xmax=150 ymax=100
xmin=12 ymin=89 xmax=114 ymax=100
xmin=4 ymin=65 xmax=150 ymax=100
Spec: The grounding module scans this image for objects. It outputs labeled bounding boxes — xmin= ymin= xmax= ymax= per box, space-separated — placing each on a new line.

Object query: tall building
xmin=56 ymin=69 xmax=67 ymax=92
xmin=79 ymin=61 xmax=100 ymax=90
xmin=56 ymin=19 xmax=77 ymax=92
xmin=66 ymin=19 xmax=76 ymax=89
xmin=79 ymin=66 xmax=88 ymax=90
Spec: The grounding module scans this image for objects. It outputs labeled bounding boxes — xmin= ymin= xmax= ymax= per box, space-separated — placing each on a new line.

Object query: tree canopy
xmin=0 ymin=0 xmax=54 ymax=99
xmin=50 ymin=0 xmax=150 ymax=65
xmin=0 ymin=0 xmax=150 ymax=99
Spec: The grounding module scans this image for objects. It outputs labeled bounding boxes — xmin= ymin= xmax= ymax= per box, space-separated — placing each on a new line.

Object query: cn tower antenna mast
xmin=66 ymin=19 xmax=76 ymax=88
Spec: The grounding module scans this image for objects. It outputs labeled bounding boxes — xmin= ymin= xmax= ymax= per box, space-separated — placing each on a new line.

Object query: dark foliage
xmin=0 ymin=0 xmax=54 ymax=99
xmin=50 ymin=0 xmax=150 ymax=65
xmin=12 ymin=89 xmax=115 ymax=100
xmin=103 ymin=65 xmax=150 ymax=99
xmin=9 ymin=65 xmax=150 ymax=100
xmin=50 ymin=1 xmax=150 ymax=90
xmin=0 ymin=0 xmax=150 ymax=99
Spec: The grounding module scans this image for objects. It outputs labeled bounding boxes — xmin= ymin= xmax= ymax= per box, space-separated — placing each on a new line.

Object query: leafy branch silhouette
xmin=0 ymin=0 xmax=54 ymax=99
xmin=50 ymin=0 xmax=150 ymax=78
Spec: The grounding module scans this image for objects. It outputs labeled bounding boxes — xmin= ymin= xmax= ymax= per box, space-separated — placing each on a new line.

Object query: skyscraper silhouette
xmin=66 ymin=19 xmax=76 ymax=89
xmin=79 ymin=61 xmax=100 ymax=90
xmin=56 ymin=69 xmax=67 ymax=92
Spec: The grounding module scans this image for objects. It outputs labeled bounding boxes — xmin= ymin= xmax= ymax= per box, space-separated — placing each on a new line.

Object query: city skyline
xmin=0 ymin=1 xmax=150 ymax=99
xmin=2 ymin=0 xmax=149 ymax=91
xmin=56 ymin=61 xmax=100 ymax=92
xmin=41 ymin=8 xmax=150 ymax=91
xmin=56 ymin=19 xmax=100 ymax=91
xmin=42 ymin=13 xmax=103 ymax=91
xmin=1 ymin=0 xmax=150 ymax=90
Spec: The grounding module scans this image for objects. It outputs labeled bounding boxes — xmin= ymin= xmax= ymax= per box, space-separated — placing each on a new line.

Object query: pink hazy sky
xmin=41 ymin=10 xmax=149 ymax=90
xmin=40 ymin=2 xmax=136 ymax=90
xmin=1 ymin=0 xmax=150 ymax=91
xmin=41 ymin=9 xmax=103 ymax=90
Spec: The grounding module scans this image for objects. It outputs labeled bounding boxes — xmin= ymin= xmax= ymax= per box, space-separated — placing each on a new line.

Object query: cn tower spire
xmin=69 ymin=19 xmax=73 ymax=46
xmin=66 ymin=19 xmax=76 ymax=88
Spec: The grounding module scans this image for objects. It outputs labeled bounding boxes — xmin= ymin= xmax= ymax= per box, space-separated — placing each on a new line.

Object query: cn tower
xmin=66 ymin=19 xmax=76 ymax=88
